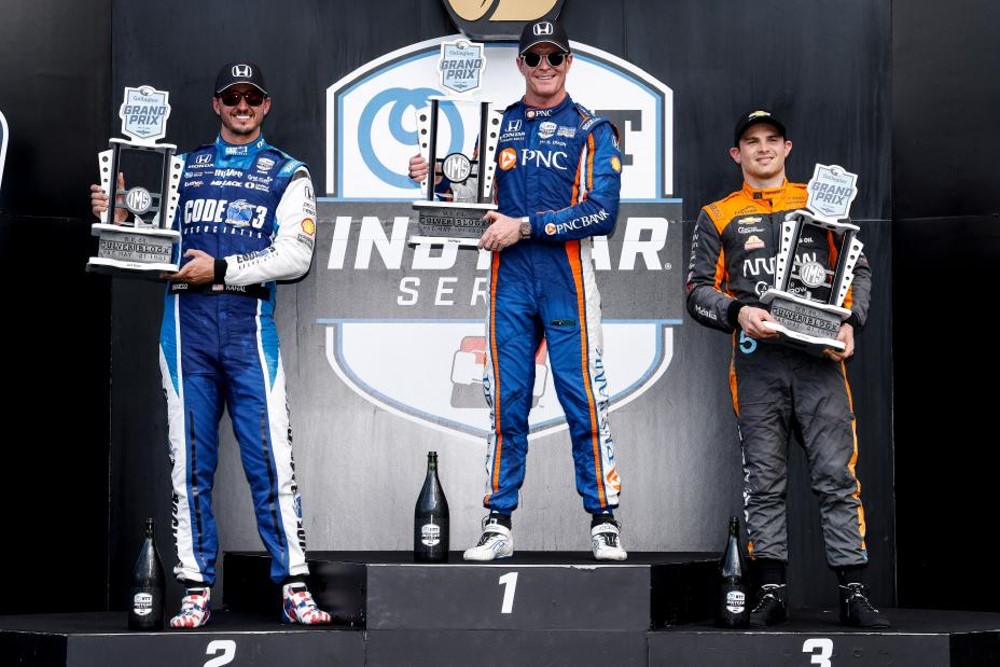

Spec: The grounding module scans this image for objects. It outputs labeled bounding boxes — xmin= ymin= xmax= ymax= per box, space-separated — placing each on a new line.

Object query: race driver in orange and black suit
xmin=685 ymin=108 xmax=887 ymax=629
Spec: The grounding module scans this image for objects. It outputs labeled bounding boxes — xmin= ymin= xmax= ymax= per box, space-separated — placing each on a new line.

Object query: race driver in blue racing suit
xmin=409 ymin=20 xmax=626 ymax=561
xmin=91 ymin=62 xmax=330 ymax=627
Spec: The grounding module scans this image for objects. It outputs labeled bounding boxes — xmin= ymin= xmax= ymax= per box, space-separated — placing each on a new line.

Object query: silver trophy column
xmin=409 ymin=38 xmax=501 ymax=248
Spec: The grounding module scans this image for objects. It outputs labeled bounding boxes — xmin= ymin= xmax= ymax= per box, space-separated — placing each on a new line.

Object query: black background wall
xmin=0 ymin=0 xmax=996 ymax=615
xmin=892 ymin=1 xmax=1000 ymax=612
xmin=0 ymin=0 xmax=111 ymax=612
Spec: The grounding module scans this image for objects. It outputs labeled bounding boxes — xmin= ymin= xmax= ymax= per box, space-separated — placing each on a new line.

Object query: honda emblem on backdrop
xmin=441 ymin=0 xmax=564 ymax=40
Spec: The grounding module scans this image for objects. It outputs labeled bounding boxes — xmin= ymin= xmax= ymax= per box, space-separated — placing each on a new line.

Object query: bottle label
xmin=725 ymin=590 xmax=746 ymax=614
xmin=133 ymin=592 xmax=154 ymax=616
xmin=421 ymin=523 xmax=441 ymax=546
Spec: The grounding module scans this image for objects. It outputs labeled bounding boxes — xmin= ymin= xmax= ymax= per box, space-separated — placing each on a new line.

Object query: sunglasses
xmin=217 ymin=89 xmax=266 ymax=107
xmin=521 ymin=51 xmax=569 ymax=68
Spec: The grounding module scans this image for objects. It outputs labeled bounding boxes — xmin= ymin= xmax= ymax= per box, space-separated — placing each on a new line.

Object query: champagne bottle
xmin=128 ymin=517 xmax=165 ymax=631
xmin=716 ymin=515 xmax=750 ymax=628
xmin=414 ymin=451 xmax=449 ymax=563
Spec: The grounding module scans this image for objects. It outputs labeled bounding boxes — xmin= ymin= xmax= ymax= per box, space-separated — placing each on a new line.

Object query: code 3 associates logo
xmin=316 ymin=35 xmax=684 ymax=440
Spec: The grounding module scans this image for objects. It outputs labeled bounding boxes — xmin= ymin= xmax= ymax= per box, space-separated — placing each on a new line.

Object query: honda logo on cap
xmin=534 ymin=21 xmax=554 ymax=36
xmin=232 ymin=64 xmax=252 ymax=78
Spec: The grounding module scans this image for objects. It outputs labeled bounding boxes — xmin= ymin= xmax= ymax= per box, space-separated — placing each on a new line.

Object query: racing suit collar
xmin=215 ymin=134 xmax=268 ymax=157
xmin=742 ymin=179 xmax=791 ymax=206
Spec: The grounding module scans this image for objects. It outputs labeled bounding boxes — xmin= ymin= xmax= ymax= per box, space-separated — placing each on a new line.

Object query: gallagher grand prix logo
xmin=318 ymin=34 xmax=682 ymax=441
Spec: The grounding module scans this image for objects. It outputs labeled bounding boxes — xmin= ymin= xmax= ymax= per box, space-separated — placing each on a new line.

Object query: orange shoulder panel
xmin=702 ymin=190 xmax=756 ymax=233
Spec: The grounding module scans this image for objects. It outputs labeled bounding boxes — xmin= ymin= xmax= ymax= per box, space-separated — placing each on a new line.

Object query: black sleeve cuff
xmin=213 ymin=259 xmax=227 ymax=285
xmin=726 ymin=300 xmax=744 ymax=329
xmin=845 ymin=312 xmax=862 ymax=329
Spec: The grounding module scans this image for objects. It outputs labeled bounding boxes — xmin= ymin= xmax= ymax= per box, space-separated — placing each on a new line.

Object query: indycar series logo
xmin=320 ymin=36 xmax=681 ymax=440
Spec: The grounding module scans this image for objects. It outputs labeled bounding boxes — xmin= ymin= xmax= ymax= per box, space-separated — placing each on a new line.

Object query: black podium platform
xmin=651 ymin=608 xmax=1000 ymax=666
xmin=0 ymin=610 xmax=363 ymax=667
xmin=223 ymin=550 xmax=719 ymax=630
xmin=4 ymin=551 xmax=1000 ymax=666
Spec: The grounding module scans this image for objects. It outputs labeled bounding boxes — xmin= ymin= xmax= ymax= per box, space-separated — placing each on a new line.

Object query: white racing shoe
xmin=591 ymin=520 xmax=628 ymax=561
xmin=463 ymin=516 xmax=514 ymax=561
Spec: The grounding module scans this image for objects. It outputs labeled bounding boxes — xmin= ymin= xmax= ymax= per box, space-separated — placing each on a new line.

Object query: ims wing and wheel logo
xmin=318 ymin=36 xmax=682 ymax=441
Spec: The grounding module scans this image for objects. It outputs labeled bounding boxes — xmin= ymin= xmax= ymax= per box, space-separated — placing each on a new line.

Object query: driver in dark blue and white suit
xmin=92 ymin=62 xmax=329 ymax=628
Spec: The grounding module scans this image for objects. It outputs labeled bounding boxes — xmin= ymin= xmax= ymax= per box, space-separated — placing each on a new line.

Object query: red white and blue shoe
xmin=282 ymin=583 xmax=332 ymax=625
xmin=169 ymin=586 xmax=211 ymax=629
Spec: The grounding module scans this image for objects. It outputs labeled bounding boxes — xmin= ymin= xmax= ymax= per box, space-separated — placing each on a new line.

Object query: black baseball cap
xmin=518 ymin=19 xmax=571 ymax=55
xmin=733 ymin=109 xmax=787 ymax=146
xmin=214 ymin=62 xmax=268 ymax=96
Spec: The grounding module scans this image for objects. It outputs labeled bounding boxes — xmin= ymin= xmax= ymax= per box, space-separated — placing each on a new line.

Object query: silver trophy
xmin=87 ymin=85 xmax=182 ymax=278
xmin=410 ymin=39 xmax=501 ymax=248
xmin=759 ymin=164 xmax=864 ymax=353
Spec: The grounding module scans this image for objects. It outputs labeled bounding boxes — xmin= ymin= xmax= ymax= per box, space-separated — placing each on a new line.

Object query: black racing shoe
xmin=749 ymin=584 xmax=787 ymax=627
xmin=839 ymin=583 xmax=890 ymax=628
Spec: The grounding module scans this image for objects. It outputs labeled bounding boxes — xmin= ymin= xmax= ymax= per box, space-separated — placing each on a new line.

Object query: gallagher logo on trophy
xmin=410 ymin=38 xmax=502 ymax=248
xmin=87 ymin=85 xmax=182 ymax=278
xmin=759 ymin=163 xmax=865 ymax=353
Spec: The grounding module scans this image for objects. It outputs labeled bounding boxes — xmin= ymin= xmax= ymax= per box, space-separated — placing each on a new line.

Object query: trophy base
xmin=86 ymin=256 xmax=179 ymax=280
xmin=759 ymin=290 xmax=848 ymax=354
xmin=411 ymin=200 xmax=497 ymax=248
xmin=88 ymin=223 xmax=180 ymax=280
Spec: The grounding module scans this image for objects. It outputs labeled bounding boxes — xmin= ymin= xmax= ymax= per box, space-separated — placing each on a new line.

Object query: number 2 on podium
xmin=498 ymin=571 xmax=518 ymax=614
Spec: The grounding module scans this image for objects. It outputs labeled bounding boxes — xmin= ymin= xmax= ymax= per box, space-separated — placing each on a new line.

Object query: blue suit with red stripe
xmin=482 ymin=94 xmax=623 ymax=515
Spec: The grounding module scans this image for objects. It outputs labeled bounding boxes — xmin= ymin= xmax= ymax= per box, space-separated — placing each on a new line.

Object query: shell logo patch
xmin=611 ymin=156 xmax=622 ymax=173
xmin=301 ymin=218 xmax=316 ymax=236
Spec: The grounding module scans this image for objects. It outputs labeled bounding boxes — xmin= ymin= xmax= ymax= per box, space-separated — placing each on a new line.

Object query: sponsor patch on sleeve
xmin=611 ymin=156 xmax=622 ymax=173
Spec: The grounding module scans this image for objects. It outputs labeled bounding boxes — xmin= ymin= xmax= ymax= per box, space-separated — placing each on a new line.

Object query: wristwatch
xmin=519 ymin=216 xmax=531 ymax=239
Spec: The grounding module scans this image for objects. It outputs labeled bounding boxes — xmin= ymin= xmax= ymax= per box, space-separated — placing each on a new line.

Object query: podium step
xmin=223 ymin=550 xmax=718 ymax=630
xmin=4 ymin=607 xmax=998 ymax=666
xmin=0 ymin=610 xmax=363 ymax=667
xmin=649 ymin=608 xmax=1000 ymax=667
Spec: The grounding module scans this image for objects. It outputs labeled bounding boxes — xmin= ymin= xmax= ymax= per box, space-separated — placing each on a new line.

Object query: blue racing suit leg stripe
xmin=567 ymin=240 xmax=608 ymax=509
xmin=257 ymin=294 xmax=280 ymax=388
xmin=164 ymin=295 xmax=226 ymax=585
xmin=545 ymin=239 xmax=608 ymax=512
xmin=225 ymin=297 xmax=307 ymax=583
xmin=482 ymin=252 xmax=539 ymax=514
xmin=160 ymin=293 xmax=181 ymax=394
